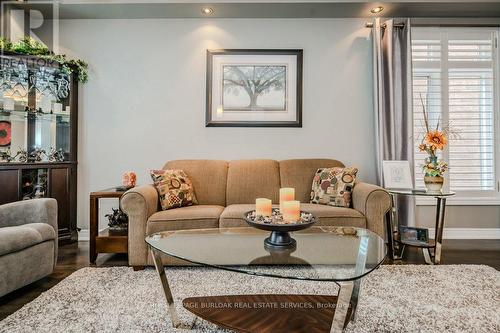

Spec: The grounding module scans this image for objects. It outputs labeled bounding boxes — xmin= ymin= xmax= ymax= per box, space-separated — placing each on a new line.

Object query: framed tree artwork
xmin=206 ymin=49 xmax=303 ymax=127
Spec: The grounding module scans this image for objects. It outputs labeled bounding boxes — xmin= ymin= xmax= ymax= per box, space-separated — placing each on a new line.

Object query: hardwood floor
xmin=0 ymin=242 xmax=127 ymax=320
xmin=0 ymin=240 xmax=498 ymax=321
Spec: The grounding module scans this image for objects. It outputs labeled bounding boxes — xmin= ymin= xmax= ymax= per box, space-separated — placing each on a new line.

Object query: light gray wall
xmin=56 ymin=18 xmax=499 ymax=232
xmin=417 ymin=206 xmax=500 ymax=229
xmin=58 ymin=18 xmax=376 ymax=229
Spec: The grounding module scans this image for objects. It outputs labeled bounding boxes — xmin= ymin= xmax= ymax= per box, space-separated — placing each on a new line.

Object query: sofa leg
xmin=132 ymin=266 xmax=145 ymax=271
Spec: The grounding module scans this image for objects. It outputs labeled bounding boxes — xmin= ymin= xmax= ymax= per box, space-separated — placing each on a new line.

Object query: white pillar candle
xmin=283 ymin=200 xmax=300 ymax=222
xmin=279 ymin=187 xmax=295 ymax=213
xmin=255 ymin=198 xmax=272 ymax=217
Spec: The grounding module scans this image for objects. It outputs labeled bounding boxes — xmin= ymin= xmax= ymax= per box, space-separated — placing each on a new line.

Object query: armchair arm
xmin=0 ymin=198 xmax=58 ymax=268
xmin=120 ymin=184 xmax=159 ymax=266
xmin=0 ymin=198 xmax=58 ymax=232
xmin=352 ymin=182 xmax=391 ymax=239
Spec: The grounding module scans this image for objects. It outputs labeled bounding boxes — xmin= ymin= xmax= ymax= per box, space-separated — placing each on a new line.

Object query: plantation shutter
xmin=411 ymin=28 xmax=499 ymax=195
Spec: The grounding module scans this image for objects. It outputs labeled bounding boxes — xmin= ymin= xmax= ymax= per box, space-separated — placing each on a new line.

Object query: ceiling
xmin=6 ymin=1 xmax=500 ymax=19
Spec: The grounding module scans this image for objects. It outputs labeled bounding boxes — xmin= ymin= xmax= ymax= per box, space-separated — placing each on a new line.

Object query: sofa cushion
xmin=219 ymin=204 xmax=278 ymax=228
xmin=146 ymin=205 xmax=224 ymax=234
xmin=279 ymin=159 xmax=345 ymax=203
xmin=300 ymin=203 xmax=366 ymax=228
xmin=164 ymin=160 xmax=228 ymax=206
xmin=0 ymin=223 xmax=56 ymax=256
xmin=219 ymin=203 xmax=366 ymax=228
xmin=226 ymin=160 xmax=280 ymax=205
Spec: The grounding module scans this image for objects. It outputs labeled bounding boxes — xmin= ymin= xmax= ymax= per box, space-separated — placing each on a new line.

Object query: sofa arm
xmin=0 ymin=198 xmax=58 ymax=232
xmin=352 ymin=182 xmax=391 ymax=239
xmin=120 ymin=184 xmax=159 ymax=266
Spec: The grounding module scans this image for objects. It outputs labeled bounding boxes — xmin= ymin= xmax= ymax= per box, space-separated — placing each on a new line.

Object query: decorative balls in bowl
xmin=244 ymin=209 xmax=316 ymax=249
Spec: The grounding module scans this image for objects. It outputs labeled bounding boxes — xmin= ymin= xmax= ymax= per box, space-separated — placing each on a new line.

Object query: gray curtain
xmin=372 ymin=18 xmax=415 ymax=227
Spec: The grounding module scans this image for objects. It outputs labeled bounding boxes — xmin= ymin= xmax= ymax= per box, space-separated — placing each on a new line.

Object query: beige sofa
xmin=121 ymin=159 xmax=391 ymax=267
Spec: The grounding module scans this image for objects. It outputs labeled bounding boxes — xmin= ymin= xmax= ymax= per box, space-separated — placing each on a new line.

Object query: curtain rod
xmin=365 ymin=22 xmax=405 ymax=28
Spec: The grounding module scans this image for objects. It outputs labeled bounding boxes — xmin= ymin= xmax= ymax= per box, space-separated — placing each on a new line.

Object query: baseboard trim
xmin=428 ymin=228 xmax=500 ymax=239
xmin=79 ymin=229 xmax=89 ymax=241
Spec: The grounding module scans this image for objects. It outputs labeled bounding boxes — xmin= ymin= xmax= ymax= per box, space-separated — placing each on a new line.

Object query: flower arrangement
xmin=105 ymin=208 xmax=128 ymax=233
xmin=418 ymin=94 xmax=449 ymax=191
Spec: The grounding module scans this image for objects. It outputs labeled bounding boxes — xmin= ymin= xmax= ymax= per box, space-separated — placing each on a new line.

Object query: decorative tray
xmin=244 ymin=209 xmax=316 ymax=249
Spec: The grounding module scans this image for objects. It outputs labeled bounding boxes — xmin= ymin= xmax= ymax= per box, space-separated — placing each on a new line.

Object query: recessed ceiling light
xmin=370 ymin=6 xmax=384 ymax=14
xmin=201 ymin=7 xmax=214 ymax=15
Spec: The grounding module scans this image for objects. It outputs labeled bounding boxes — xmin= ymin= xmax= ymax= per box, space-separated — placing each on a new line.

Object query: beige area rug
xmin=0 ymin=265 xmax=499 ymax=332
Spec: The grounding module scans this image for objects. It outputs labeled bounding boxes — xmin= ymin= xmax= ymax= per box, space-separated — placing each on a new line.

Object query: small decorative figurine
xmin=122 ymin=171 xmax=137 ymax=188
xmin=28 ymin=148 xmax=45 ymax=162
xmin=0 ymin=149 xmax=13 ymax=162
xmin=105 ymin=208 xmax=128 ymax=233
xmin=16 ymin=148 xmax=28 ymax=163
xmin=1 ymin=147 xmax=66 ymax=163
xmin=46 ymin=147 xmax=65 ymax=162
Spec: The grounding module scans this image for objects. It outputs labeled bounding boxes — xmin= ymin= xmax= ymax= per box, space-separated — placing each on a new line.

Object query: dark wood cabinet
xmin=49 ymin=166 xmax=74 ymax=241
xmin=0 ymin=163 xmax=78 ymax=242
xmin=0 ymin=52 xmax=79 ymax=243
xmin=0 ymin=169 xmax=20 ymax=203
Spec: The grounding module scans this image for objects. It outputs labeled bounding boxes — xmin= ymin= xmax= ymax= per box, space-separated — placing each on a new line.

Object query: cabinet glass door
xmin=0 ymin=54 xmax=72 ymax=163
xmin=21 ymin=168 xmax=48 ymax=200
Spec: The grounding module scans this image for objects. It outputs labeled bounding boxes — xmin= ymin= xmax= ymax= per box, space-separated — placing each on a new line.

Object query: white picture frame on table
xmin=382 ymin=160 xmax=413 ymax=189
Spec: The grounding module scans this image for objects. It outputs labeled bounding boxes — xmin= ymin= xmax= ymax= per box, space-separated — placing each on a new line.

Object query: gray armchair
xmin=0 ymin=198 xmax=58 ymax=297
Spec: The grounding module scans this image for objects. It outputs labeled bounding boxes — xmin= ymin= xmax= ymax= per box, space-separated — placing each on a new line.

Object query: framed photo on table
xmin=399 ymin=226 xmax=429 ymax=245
xmin=206 ymin=49 xmax=303 ymax=127
xmin=382 ymin=160 xmax=413 ymax=189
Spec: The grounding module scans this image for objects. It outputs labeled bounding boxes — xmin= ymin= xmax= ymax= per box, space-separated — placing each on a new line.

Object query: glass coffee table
xmin=146 ymin=226 xmax=386 ymax=333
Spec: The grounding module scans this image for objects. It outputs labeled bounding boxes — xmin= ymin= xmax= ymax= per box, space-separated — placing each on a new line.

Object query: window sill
xmin=415 ymin=196 xmax=500 ymax=206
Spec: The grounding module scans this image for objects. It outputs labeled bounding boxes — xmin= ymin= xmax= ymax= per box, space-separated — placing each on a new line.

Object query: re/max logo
xmin=0 ymin=56 xmax=58 ymax=69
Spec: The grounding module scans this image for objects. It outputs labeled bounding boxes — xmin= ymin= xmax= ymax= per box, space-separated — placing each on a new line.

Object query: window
xmin=411 ymin=27 xmax=500 ymax=203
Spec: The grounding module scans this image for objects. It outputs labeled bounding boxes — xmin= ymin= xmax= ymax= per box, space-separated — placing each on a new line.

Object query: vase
xmin=424 ymin=176 xmax=444 ymax=193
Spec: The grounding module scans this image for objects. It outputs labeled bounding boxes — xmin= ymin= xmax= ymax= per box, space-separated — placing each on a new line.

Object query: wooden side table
xmin=89 ymin=187 xmax=129 ymax=263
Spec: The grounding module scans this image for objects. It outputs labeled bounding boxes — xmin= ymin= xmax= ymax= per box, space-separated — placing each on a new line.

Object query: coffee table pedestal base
xmin=264 ymin=231 xmax=297 ymax=249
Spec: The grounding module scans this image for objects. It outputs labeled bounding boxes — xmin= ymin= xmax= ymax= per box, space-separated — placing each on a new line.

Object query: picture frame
xmin=382 ymin=160 xmax=414 ymax=189
xmin=206 ymin=49 xmax=303 ymax=127
xmin=399 ymin=226 xmax=429 ymax=245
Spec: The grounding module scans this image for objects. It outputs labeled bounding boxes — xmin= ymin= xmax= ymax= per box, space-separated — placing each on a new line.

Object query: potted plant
xmin=418 ymin=94 xmax=449 ymax=193
xmin=105 ymin=208 xmax=128 ymax=234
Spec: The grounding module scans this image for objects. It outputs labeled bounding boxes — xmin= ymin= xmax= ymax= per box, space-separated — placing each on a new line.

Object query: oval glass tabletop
xmin=387 ymin=189 xmax=455 ymax=197
xmin=145 ymin=227 xmax=386 ymax=282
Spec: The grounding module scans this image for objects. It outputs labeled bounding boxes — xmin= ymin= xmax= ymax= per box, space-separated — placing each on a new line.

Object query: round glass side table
xmin=386 ymin=189 xmax=455 ymax=264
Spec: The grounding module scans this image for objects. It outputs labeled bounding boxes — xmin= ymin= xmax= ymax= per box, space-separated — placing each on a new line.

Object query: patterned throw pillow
xmin=150 ymin=169 xmax=198 ymax=210
xmin=310 ymin=167 xmax=358 ymax=207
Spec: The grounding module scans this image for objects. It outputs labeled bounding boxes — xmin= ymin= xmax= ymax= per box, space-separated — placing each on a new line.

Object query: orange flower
xmin=418 ymin=143 xmax=426 ymax=151
xmin=425 ymin=131 xmax=447 ymax=150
